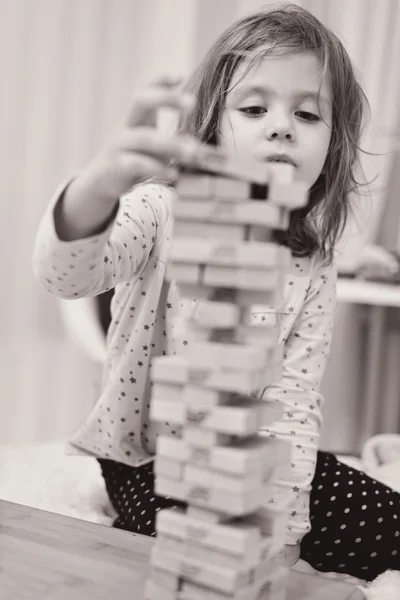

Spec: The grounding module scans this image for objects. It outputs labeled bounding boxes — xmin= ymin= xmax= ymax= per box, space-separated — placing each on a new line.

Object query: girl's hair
xmin=177 ymin=3 xmax=369 ymax=264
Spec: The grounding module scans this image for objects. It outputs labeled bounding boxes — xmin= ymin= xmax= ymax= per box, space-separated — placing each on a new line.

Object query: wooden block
xmin=190 ymin=482 xmax=267 ymax=516
xmin=179 ymin=581 xmax=230 ymax=600
xmin=267 ymin=162 xmax=295 ymax=184
xmin=176 ymin=174 xmax=215 ymax=197
xmin=184 ymin=320 xmax=254 ymax=345
xmin=180 ymin=566 xmax=288 ymax=600
xmin=152 ymin=382 xmax=183 ymax=402
xmin=176 ymin=286 xmax=281 ymax=307
xmin=188 ymin=315 xmax=282 ymax=345
xmin=205 ymin=434 xmax=286 ymax=476
xmin=177 ymin=283 xmax=213 ymax=301
xmin=156 ymin=436 xmax=187 ymax=462
xmin=213 ymin=177 xmax=252 ymax=198
xmin=191 ymin=300 xmax=240 ymax=329
xmin=151 ymin=356 xmax=188 ymax=385
xmin=166 ymin=262 xmax=201 ymax=284
xmin=150 ymin=397 xmax=183 ymax=424
xmin=176 ymin=564 xmax=288 ymax=600
xmin=182 ymin=386 xmax=230 ymax=408
xmin=269 ymin=180 xmax=308 ymax=209
xmin=154 ymin=455 xmax=185 ymax=480
xmin=144 ymin=579 xmax=177 ymax=600
xmin=183 ymin=400 xmax=272 ymax=436
xmin=174 ymin=198 xmax=288 ymax=229
xmin=199 ymin=324 xmax=273 ymax=346
xmin=150 ymin=544 xmax=252 ymax=594
xmin=202 ymin=265 xmax=283 ymax=292
xmin=182 ymin=320 xmax=229 ymax=343
xmin=149 ymin=567 xmax=182 ymax=591
xmin=185 ymin=505 xmax=227 ymax=524
xmin=186 ymin=365 xmax=264 ymax=395
xmin=189 ymin=147 xmax=269 ymax=185
xmin=236 ymin=288 xmax=282 ymax=307
xmin=170 ymin=239 xmax=290 ymax=269
xmin=185 ymin=340 xmax=272 ymax=371
xmin=152 ymin=347 xmax=281 ymax=396
xmin=181 ymin=427 xmax=287 ymax=478
xmin=156 ymin=507 xmax=260 ymax=559
xmin=155 ymin=477 xmax=266 ymax=516
xmin=151 ymin=396 xmax=279 ymax=434
xmin=234 ymin=202 xmax=289 ymax=229
xmin=174 ymin=220 xmax=247 ymax=241
xmin=150 ymin=356 xmax=272 ymax=396
xmin=150 ymin=545 xmax=249 ymax=593
xmin=184 ymin=464 xmax=263 ymax=493
xmin=155 ymin=436 xmax=289 ymax=481
xmin=156 ymin=534 xmax=259 ymax=572
xmin=183 ymin=428 xmax=235 ymax=449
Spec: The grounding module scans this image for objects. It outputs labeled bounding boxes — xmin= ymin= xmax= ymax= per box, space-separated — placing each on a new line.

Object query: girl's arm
xmin=262 ymin=255 xmax=337 ymax=546
xmin=32 ymin=180 xmax=174 ymax=299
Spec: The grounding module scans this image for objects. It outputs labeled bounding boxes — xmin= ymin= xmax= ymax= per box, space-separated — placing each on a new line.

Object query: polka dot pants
xmin=300 ymin=451 xmax=400 ymax=581
xmin=97 ymin=459 xmax=185 ymax=536
xmin=98 ymin=451 xmax=400 ymax=581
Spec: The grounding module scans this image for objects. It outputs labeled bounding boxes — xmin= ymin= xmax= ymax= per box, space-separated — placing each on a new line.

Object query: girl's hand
xmin=84 ymin=76 xmax=200 ymax=202
xmin=272 ymin=544 xmax=301 ymax=568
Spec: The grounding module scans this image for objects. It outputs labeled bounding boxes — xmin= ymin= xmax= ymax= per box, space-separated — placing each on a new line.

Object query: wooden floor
xmin=0 ymin=500 xmax=365 ymax=600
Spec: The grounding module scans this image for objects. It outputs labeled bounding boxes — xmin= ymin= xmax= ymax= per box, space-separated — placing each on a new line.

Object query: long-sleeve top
xmin=33 ymin=179 xmax=337 ymax=545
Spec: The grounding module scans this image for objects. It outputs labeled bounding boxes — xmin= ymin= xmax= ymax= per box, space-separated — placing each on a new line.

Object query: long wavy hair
xmin=176 ymin=3 xmax=369 ymax=264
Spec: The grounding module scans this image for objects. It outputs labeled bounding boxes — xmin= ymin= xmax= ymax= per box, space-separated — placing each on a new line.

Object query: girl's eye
xmin=238 ymin=106 xmax=267 ymax=117
xmin=296 ymin=111 xmax=320 ymax=122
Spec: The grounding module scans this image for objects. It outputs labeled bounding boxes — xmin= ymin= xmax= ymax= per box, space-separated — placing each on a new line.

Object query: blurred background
xmin=1 ymin=0 xmax=400 ymax=457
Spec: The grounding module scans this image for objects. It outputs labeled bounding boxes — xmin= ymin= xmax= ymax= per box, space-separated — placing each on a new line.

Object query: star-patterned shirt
xmin=33 ymin=179 xmax=337 ymax=545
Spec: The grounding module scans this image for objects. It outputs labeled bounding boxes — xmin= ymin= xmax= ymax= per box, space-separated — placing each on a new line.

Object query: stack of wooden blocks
xmin=145 ymin=148 xmax=309 ymax=600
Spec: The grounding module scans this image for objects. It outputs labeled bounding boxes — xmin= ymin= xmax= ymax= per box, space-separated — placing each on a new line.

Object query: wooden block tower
xmin=144 ymin=145 xmax=309 ymax=600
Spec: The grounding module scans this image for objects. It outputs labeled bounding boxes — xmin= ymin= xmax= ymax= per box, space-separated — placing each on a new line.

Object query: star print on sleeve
xmin=261 ymin=254 xmax=337 ymax=545
xmin=33 ymin=180 xmax=175 ymax=300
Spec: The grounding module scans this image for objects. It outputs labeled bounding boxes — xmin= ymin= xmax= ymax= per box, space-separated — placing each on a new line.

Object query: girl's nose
xmin=266 ymin=129 xmax=295 ymax=141
xmin=265 ymin=114 xmax=296 ymax=142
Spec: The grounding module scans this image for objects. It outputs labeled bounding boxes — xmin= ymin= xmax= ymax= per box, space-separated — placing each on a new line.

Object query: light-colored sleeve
xmin=32 ymin=180 xmax=173 ymax=299
xmin=262 ymin=255 xmax=337 ymax=545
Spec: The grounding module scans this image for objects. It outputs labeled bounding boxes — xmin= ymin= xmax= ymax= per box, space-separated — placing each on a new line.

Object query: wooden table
xmin=0 ymin=501 xmax=364 ymax=600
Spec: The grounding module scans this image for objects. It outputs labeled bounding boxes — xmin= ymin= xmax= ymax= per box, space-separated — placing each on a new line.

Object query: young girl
xmin=33 ymin=4 xmax=400 ymax=582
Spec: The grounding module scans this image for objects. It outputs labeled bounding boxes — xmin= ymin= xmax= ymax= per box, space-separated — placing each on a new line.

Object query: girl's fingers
xmin=115 ymin=128 xmax=201 ymax=167
xmin=119 ymin=153 xmax=178 ymax=183
xmin=126 ymin=78 xmax=194 ymax=128
xmin=96 ymin=152 xmax=178 ymax=199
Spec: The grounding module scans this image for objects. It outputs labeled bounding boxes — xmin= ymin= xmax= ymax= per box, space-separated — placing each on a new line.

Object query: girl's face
xmin=219 ymin=50 xmax=332 ymax=189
